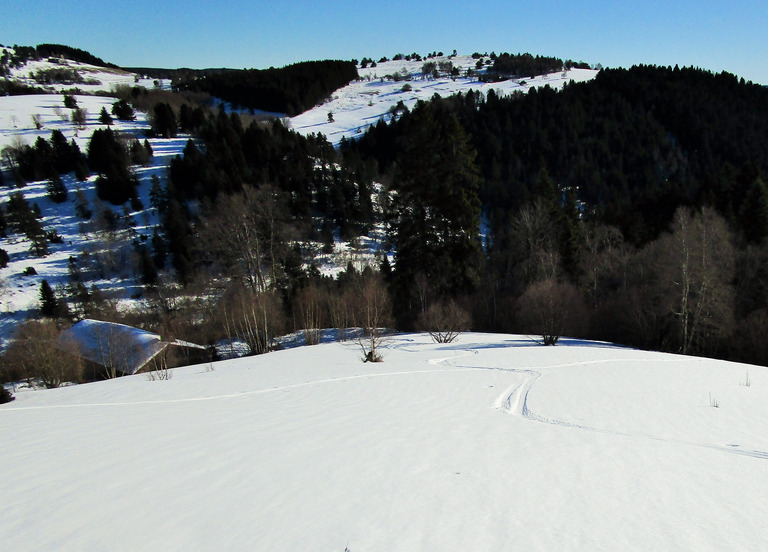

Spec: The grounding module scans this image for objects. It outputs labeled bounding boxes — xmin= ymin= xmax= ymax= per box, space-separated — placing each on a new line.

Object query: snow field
xmin=2 ymin=332 xmax=767 ymax=551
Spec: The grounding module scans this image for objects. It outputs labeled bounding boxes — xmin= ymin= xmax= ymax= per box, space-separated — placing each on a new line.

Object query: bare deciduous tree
xmin=326 ymin=287 xmax=354 ymax=340
xmin=198 ymin=185 xmax=293 ymax=292
xmin=654 ymin=207 xmax=736 ymax=355
xmin=92 ymin=322 xmax=137 ymax=378
xmin=507 ymin=199 xmax=561 ymax=289
xmin=351 ymin=272 xmax=392 ymax=362
xmin=295 ymin=284 xmax=327 ymax=345
xmin=580 ymin=224 xmax=626 ymax=306
xmin=217 ymin=282 xmax=285 ymax=356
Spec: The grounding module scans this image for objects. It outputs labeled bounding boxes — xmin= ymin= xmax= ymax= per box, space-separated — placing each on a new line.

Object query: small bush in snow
xmin=0 ymin=385 xmax=14 ymax=404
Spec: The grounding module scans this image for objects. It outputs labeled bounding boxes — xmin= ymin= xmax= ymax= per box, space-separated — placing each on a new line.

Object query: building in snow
xmin=61 ymin=319 xmax=209 ymax=378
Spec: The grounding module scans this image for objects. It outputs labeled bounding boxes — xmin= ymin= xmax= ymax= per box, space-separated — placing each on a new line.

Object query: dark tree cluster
xmin=4 ymin=192 xmax=49 ymax=256
xmin=489 ymin=52 xmax=564 ymax=79
xmin=32 ymin=67 xmax=86 ymax=85
xmin=167 ymin=108 xmax=374 ymax=235
xmin=87 ymin=128 xmax=138 ymax=205
xmin=34 ymin=43 xmax=117 ymax=68
xmin=111 ymin=99 xmax=136 ymax=121
xmin=177 ymin=60 xmax=359 ymax=116
xmin=11 ymin=130 xmax=87 ymax=183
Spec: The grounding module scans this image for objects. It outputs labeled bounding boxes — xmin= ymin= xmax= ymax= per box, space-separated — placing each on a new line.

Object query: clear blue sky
xmin=2 ymin=0 xmax=767 ymax=84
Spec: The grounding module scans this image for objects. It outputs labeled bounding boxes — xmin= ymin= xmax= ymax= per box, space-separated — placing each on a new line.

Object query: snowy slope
xmin=290 ymin=55 xmax=598 ymax=145
xmin=0 ymin=90 xmax=189 ymax=345
xmin=2 ymin=332 xmax=767 ymax=551
xmin=2 ymin=47 xmax=162 ymax=94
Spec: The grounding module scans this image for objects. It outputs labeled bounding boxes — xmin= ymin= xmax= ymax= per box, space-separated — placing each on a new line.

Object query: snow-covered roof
xmin=61 ymin=319 xmax=200 ymax=375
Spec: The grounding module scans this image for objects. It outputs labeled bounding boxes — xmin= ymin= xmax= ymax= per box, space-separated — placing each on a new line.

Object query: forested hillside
xmin=350 ymin=65 xmax=768 ymax=245
xmin=176 ymin=60 xmax=359 ymax=115
xmin=341 ymin=65 xmax=768 ymax=363
xmin=4 ymin=57 xmax=768 ymax=387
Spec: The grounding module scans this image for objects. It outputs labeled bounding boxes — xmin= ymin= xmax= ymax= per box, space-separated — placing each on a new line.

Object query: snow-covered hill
xmin=1 ymin=46 xmax=161 ymax=94
xmin=0 ymin=51 xmax=597 ymax=347
xmin=2 ymin=332 xmax=766 ymax=551
xmin=290 ymin=55 xmax=597 ymax=145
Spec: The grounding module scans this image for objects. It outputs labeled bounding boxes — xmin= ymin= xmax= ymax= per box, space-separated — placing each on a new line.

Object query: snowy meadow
xmin=2 ymin=332 xmax=767 ymax=551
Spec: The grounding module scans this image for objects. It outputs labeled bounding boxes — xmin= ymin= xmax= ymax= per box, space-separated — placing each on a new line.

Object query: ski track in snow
xmin=4 ymin=339 xmax=767 ymax=461
xmin=0 ymin=367 xmax=477 ymax=411
xmin=427 ymin=345 xmax=768 ymax=461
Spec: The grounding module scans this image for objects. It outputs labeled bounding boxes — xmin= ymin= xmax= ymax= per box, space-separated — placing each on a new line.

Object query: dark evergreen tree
xmin=111 ymin=99 xmax=135 ymax=121
xmin=740 ymin=177 xmax=768 ymax=244
xmin=164 ymin=199 xmax=193 ymax=282
xmin=137 ymin=245 xmax=158 ymax=285
xmin=46 ymin=174 xmax=67 ymax=203
xmin=149 ymin=174 xmax=167 ymax=213
xmin=98 ymin=106 xmax=113 ymax=125
xmin=151 ymin=227 xmax=168 ymax=270
xmin=87 ymin=128 xmax=128 ymax=174
xmin=390 ymin=103 xmax=482 ymax=325
xmin=0 ymin=385 xmax=13 ymax=404
xmin=152 ymin=102 xmax=177 ymax=138
xmin=130 ymin=139 xmax=151 ymax=165
xmin=39 ymin=279 xmax=58 ymax=317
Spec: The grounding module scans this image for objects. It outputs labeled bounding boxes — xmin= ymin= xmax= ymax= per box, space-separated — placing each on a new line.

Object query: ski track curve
xmin=430 ymin=346 xmax=768 ymax=462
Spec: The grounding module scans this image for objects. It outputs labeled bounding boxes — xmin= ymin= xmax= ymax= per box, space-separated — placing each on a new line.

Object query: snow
xmin=0 ymin=89 xmax=185 ymax=346
xmin=3 ymin=52 xmax=166 ymax=94
xmin=2 ymin=332 xmax=767 ymax=551
xmin=289 ymin=56 xmax=598 ymax=145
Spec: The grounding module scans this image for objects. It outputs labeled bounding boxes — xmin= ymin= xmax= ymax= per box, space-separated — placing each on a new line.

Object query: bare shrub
xmin=351 ymin=272 xmax=392 ymax=362
xmin=516 ymin=278 xmax=588 ymax=345
xmin=0 ymin=320 xmax=83 ymax=387
xmin=416 ymin=299 xmax=472 ymax=343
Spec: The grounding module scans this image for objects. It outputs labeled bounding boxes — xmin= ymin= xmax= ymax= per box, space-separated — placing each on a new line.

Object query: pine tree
xmin=152 ymin=103 xmax=177 ymax=138
xmin=137 ymin=245 xmax=158 ymax=285
xmin=98 ymin=106 xmax=113 ymax=126
xmin=111 ymin=99 xmax=135 ymax=121
xmin=39 ymin=279 xmax=58 ymax=317
xmin=391 ymin=105 xmax=482 ymax=319
xmin=46 ymin=174 xmax=68 ymax=203
xmin=740 ymin=177 xmax=768 ymax=244
xmin=149 ymin=174 xmax=167 ymax=213
xmin=164 ymin=199 xmax=193 ymax=282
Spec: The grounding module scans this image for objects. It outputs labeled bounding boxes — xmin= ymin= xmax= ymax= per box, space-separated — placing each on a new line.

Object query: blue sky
xmin=2 ymin=0 xmax=767 ymax=84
